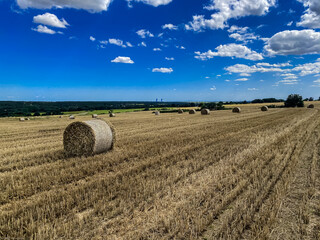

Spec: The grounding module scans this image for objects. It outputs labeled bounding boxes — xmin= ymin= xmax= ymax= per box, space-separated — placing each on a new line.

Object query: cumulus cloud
xmin=292 ymin=58 xmax=320 ymax=76
xmin=297 ymin=0 xmax=320 ymax=29
xmin=153 ymin=48 xmax=162 ymax=51
xmin=152 ymin=67 xmax=173 ymax=73
xmin=195 ymin=44 xmax=263 ymax=61
xmin=265 ymin=30 xmax=320 ymax=55
xmin=185 ymin=0 xmax=276 ymax=31
xmin=210 ymin=86 xmax=217 ymax=91
xmin=127 ymin=0 xmax=172 ymax=7
xmin=228 ymin=25 xmax=259 ymax=42
xmin=90 ymin=36 xmax=96 ymax=41
xmin=165 ymin=57 xmax=174 ymax=60
xmin=136 ymin=29 xmax=154 ymax=38
xmin=32 ymin=25 xmax=58 ymax=34
xmin=108 ymin=38 xmax=132 ymax=48
xmin=33 ymin=13 xmax=69 ymax=29
xmin=17 ymin=0 xmax=112 ymax=12
xmin=162 ymin=23 xmax=178 ymax=30
xmin=111 ymin=56 xmax=134 ymax=64
xmin=248 ymin=88 xmax=258 ymax=90
xmin=225 ymin=62 xmax=290 ymax=74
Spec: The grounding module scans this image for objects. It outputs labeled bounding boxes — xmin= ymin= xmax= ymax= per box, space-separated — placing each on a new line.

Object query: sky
xmin=0 ymin=0 xmax=320 ymax=101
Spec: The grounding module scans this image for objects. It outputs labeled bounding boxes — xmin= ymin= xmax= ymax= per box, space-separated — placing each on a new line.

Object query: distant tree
xmin=309 ymin=97 xmax=314 ymax=101
xmin=318 ymin=97 xmax=320 ymax=101
xmin=303 ymin=98 xmax=309 ymax=101
xmin=34 ymin=111 xmax=40 ymax=116
xmin=285 ymin=94 xmax=304 ymax=107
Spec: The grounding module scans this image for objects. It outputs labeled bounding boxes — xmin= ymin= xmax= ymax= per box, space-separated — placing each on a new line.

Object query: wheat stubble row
xmin=0 ymin=108 xmax=319 ymax=239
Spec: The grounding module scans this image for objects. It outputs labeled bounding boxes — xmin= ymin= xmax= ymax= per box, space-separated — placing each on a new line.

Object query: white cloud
xmin=100 ymin=40 xmax=108 ymax=45
xmin=280 ymin=73 xmax=297 ymax=79
xmin=240 ymin=73 xmax=251 ymax=76
xmin=210 ymin=86 xmax=216 ymax=91
xmin=287 ymin=21 xmax=293 ymax=26
xmin=153 ymin=48 xmax=162 ymax=51
xmin=256 ymin=62 xmax=292 ymax=67
xmin=90 ymin=36 xmax=96 ymax=41
xmin=297 ymin=0 xmax=320 ymax=29
xmin=195 ymin=44 xmax=263 ymax=61
xmin=162 ymin=23 xmax=178 ymax=30
xmin=278 ymin=79 xmax=299 ymax=85
xmin=33 ymin=13 xmax=69 ymax=28
xmin=139 ymin=42 xmax=147 ymax=47
xmin=225 ymin=63 xmax=288 ymax=74
xmin=111 ymin=56 xmax=134 ymax=64
xmin=165 ymin=57 xmax=174 ymax=60
xmin=127 ymin=0 xmax=172 ymax=7
xmin=235 ymin=78 xmax=249 ymax=81
xmin=136 ymin=29 xmax=154 ymax=38
xmin=126 ymin=42 xmax=133 ymax=47
xmin=228 ymin=25 xmax=259 ymax=42
xmin=152 ymin=67 xmax=173 ymax=73
xmin=176 ymin=45 xmax=186 ymax=49
xmin=109 ymin=38 xmax=127 ymax=48
xmin=225 ymin=79 xmax=231 ymax=82
xmin=265 ymin=30 xmax=320 ymax=55
xmin=185 ymin=0 xmax=276 ymax=31
xmin=248 ymin=88 xmax=258 ymax=90
xmin=17 ymin=0 xmax=112 ymax=12
xmin=32 ymin=25 xmax=57 ymax=34
xmin=292 ymin=58 xmax=320 ymax=76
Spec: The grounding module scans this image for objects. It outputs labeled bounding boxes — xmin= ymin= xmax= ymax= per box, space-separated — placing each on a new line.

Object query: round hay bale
xmin=261 ymin=106 xmax=269 ymax=111
xmin=63 ymin=119 xmax=116 ymax=156
xmin=201 ymin=109 xmax=210 ymax=115
xmin=19 ymin=118 xmax=25 ymax=121
xmin=232 ymin=107 xmax=241 ymax=113
xmin=59 ymin=116 xmax=63 ymax=118
xmin=189 ymin=109 xmax=196 ymax=114
xmin=69 ymin=115 xmax=75 ymax=120
xmin=155 ymin=111 xmax=160 ymax=116
xmin=178 ymin=109 xmax=184 ymax=114
xmin=26 ymin=118 xmax=30 ymax=121
xmin=92 ymin=114 xmax=98 ymax=118
xmin=308 ymin=104 xmax=314 ymax=108
xmin=109 ymin=113 xmax=115 ymax=117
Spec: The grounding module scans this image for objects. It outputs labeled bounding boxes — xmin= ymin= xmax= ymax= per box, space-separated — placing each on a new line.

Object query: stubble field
xmin=0 ymin=103 xmax=320 ymax=239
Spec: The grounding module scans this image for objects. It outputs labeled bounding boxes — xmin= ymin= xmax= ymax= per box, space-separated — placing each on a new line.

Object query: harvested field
xmin=0 ymin=105 xmax=320 ymax=239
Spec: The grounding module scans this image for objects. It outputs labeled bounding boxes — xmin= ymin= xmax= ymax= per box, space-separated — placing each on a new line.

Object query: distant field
xmin=1 ymin=103 xmax=320 ymax=239
xmin=62 ymin=107 xmax=184 ymax=116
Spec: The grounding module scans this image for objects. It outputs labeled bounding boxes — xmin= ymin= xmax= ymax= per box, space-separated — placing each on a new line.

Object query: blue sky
xmin=0 ymin=0 xmax=320 ymax=101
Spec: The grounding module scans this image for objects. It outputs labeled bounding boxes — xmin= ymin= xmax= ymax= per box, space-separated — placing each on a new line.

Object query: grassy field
xmin=1 ymin=103 xmax=320 ymax=239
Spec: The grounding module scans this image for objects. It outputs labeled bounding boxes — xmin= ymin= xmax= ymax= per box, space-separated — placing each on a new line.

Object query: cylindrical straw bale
xmin=63 ymin=119 xmax=116 ymax=156
xmin=261 ymin=106 xmax=269 ymax=111
xmin=155 ymin=111 xmax=160 ymax=116
xmin=189 ymin=109 xmax=196 ymax=114
xmin=232 ymin=107 xmax=241 ymax=113
xmin=308 ymin=104 xmax=314 ymax=108
xmin=19 ymin=118 xmax=25 ymax=121
xmin=92 ymin=114 xmax=98 ymax=118
xmin=69 ymin=115 xmax=75 ymax=119
xmin=109 ymin=113 xmax=115 ymax=117
xmin=178 ymin=109 xmax=184 ymax=114
xmin=201 ymin=109 xmax=210 ymax=115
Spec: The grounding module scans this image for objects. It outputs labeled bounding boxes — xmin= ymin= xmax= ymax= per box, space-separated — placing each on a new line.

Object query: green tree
xmin=285 ymin=94 xmax=304 ymax=107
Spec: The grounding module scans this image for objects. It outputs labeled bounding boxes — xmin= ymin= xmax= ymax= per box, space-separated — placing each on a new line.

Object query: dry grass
xmin=0 ymin=104 xmax=320 ymax=239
